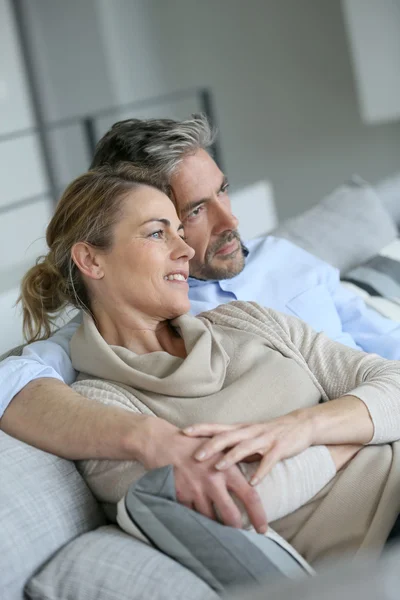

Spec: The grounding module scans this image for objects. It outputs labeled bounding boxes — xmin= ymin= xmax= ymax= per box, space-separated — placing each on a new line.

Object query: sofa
xmin=1 ymin=176 xmax=400 ymax=600
xmin=0 ymin=377 xmax=219 ymax=600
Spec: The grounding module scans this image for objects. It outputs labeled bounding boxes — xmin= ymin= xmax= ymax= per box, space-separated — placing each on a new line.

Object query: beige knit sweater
xmin=71 ymin=301 xmax=400 ymax=565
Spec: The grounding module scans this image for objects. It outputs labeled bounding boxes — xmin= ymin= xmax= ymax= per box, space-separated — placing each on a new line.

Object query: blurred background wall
xmin=1 ymin=0 xmax=400 ymax=350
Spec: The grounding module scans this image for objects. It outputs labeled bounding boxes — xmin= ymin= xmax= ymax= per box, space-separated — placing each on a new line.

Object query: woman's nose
xmin=173 ymin=235 xmax=195 ymax=260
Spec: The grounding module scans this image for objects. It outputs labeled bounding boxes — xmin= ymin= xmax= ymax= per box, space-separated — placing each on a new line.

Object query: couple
xmin=2 ymin=116 xmax=400 ymax=562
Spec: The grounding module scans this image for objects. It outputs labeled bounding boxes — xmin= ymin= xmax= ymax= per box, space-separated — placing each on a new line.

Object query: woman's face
xmin=91 ymin=186 xmax=195 ymax=323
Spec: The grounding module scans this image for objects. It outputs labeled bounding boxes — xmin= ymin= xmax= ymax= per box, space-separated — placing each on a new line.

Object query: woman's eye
xmin=149 ymin=230 xmax=164 ymax=239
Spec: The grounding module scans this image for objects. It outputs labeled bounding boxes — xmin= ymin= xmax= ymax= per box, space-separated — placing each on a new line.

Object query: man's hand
xmin=135 ymin=416 xmax=267 ymax=533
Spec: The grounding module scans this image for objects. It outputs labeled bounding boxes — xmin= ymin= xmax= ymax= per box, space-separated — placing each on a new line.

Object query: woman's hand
xmin=183 ymin=410 xmax=315 ymax=486
xmin=136 ymin=416 xmax=267 ymax=533
xmin=183 ymin=395 xmax=371 ymax=485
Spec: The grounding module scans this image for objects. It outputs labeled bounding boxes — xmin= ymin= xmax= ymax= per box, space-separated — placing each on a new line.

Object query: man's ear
xmin=71 ymin=242 xmax=105 ymax=280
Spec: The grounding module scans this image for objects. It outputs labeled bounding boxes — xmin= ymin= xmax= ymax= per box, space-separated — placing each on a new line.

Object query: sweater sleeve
xmin=72 ymin=379 xmax=151 ymax=505
xmin=267 ymin=307 xmax=400 ymax=445
xmin=72 ymin=378 xmax=337 ymax=522
xmin=240 ymin=446 xmax=336 ymax=524
xmin=202 ymin=302 xmax=400 ymax=445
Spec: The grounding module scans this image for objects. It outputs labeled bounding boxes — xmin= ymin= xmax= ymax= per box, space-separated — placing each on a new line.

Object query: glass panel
xmin=0 ymin=197 xmax=51 ymax=292
xmin=0 ymin=134 xmax=48 ymax=208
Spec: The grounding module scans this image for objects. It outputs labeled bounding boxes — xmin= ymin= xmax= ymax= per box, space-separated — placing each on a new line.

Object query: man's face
xmin=170 ymin=149 xmax=245 ymax=280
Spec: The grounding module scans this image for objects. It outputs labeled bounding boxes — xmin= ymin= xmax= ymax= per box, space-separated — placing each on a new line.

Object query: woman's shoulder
xmin=198 ymin=301 xmax=291 ymax=329
xmin=198 ymin=301 xmax=308 ymax=350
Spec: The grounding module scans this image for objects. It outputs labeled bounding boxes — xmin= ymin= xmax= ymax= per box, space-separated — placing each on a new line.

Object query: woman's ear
xmin=71 ymin=243 xmax=105 ymax=280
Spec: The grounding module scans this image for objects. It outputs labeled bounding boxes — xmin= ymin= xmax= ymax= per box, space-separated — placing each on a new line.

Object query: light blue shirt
xmin=1 ymin=236 xmax=400 ymax=417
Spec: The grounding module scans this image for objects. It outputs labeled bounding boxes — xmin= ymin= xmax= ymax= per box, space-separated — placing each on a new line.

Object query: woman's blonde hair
xmin=19 ymin=163 xmax=167 ymax=343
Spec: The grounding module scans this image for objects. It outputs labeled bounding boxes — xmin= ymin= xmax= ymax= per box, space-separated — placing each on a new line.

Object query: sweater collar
xmin=71 ymin=312 xmax=230 ymax=397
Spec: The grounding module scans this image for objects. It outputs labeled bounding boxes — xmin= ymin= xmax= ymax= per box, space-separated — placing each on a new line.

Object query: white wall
xmin=0 ymin=0 xmax=51 ymax=351
xmin=342 ymin=0 xmax=400 ymax=124
xmin=13 ymin=0 xmax=400 ymax=221
xmin=2 ymin=0 xmax=400 ymax=352
xmin=93 ymin=0 xmax=400 ymax=221
xmin=0 ymin=0 xmax=33 ymax=136
xmin=18 ymin=0 xmax=117 ymax=190
xmin=20 ymin=0 xmax=115 ymax=123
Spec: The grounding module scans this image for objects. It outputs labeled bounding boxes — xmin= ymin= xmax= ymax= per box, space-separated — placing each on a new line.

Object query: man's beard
xmin=189 ymin=230 xmax=248 ymax=281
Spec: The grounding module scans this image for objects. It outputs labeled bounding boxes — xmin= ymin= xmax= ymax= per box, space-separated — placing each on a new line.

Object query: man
xmin=1 ymin=115 xmax=400 ymax=532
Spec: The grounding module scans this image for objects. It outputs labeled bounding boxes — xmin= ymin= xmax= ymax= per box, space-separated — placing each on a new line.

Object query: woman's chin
xmin=167 ymin=301 xmax=191 ymax=319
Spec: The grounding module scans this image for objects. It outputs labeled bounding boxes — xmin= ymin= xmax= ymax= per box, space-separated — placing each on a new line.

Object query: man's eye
xmin=149 ymin=230 xmax=164 ymax=239
xmin=219 ymin=182 xmax=230 ymax=195
xmin=187 ymin=205 xmax=204 ymax=219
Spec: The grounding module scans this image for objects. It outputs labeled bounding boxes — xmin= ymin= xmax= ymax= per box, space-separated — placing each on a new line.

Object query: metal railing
xmin=0 ymin=86 xmax=222 ymax=217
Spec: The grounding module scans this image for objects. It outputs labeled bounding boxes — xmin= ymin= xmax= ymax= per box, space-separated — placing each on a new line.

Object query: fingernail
xmin=195 ymin=451 xmax=206 ymax=460
xmin=184 ymin=427 xmax=193 ymax=433
xmin=250 ymin=477 xmax=259 ymax=486
xmin=215 ymin=460 xmax=226 ymax=470
xmin=258 ymin=524 xmax=268 ymax=534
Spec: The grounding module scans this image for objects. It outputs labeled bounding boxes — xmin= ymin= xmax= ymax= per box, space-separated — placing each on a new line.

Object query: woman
xmin=19 ymin=164 xmax=400 ymax=565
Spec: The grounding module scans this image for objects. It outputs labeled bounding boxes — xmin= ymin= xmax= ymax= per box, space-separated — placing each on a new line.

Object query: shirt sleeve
xmin=0 ymin=314 xmax=81 ymax=418
xmin=286 ymin=243 xmax=400 ymax=359
xmin=331 ymin=277 xmax=400 ymax=360
xmin=262 ymin=240 xmax=400 ymax=360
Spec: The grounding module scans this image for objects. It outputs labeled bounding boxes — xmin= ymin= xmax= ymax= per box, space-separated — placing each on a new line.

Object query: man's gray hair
xmin=90 ymin=114 xmax=216 ymax=182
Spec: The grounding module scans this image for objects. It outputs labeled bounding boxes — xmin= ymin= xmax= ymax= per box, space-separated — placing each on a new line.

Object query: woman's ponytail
xmin=19 ymin=253 xmax=68 ymax=343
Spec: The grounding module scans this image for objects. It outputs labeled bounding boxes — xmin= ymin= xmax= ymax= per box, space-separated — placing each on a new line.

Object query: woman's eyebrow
xmin=141 ymin=218 xmax=184 ymax=231
xmin=141 ymin=218 xmax=171 ymax=226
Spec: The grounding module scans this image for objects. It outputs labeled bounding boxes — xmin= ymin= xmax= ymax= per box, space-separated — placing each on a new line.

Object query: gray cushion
xmin=341 ymin=238 xmax=400 ymax=322
xmin=120 ymin=466 xmax=312 ymax=595
xmin=26 ymin=525 xmax=217 ymax=600
xmin=227 ymin=544 xmax=400 ymax=600
xmin=376 ymin=172 xmax=400 ymax=228
xmin=0 ymin=343 xmax=25 ymax=361
xmin=272 ymin=177 xmax=397 ymax=273
xmin=0 ymin=432 xmax=106 ymax=600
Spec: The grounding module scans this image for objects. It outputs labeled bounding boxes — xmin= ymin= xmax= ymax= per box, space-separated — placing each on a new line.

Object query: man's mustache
xmin=208 ymin=231 xmax=241 ymax=257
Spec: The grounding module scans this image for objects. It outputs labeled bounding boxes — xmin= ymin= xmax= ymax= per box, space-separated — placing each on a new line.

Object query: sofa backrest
xmin=0 ymin=431 xmax=106 ymax=600
xmin=0 ymin=343 xmax=24 ymax=361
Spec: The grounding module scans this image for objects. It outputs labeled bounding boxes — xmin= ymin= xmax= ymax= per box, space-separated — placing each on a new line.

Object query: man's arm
xmin=262 ymin=237 xmax=400 ymax=359
xmin=312 ymin=256 xmax=400 ymax=359
xmin=332 ymin=279 xmax=400 ymax=359
xmin=1 ymin=378 xmax=147 ymax=459
xmin=0 ymin=378 xmax=267 ymax=533
xmin=0 ymin=315 xmax=81 ymax=420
